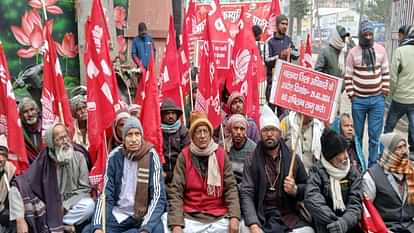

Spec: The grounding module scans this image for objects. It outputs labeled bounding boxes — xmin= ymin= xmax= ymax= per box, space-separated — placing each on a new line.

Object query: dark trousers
xmin=384 ymin=100 xmax=414 ymax=152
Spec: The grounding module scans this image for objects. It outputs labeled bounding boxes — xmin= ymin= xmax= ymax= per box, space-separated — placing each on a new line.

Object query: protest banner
xmin=269 ymin=60 xmax=342 ymax=123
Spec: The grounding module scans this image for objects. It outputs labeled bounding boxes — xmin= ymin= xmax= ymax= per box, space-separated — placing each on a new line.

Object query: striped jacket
xmin=91 ymin=146 xmax=167 ymax=232
xmin=344 ymin=43 xmax=390 ymax=97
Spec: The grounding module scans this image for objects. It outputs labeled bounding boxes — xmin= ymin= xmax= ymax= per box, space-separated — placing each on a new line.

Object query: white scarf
xmin=321 ymin=156 xmax=350 ymax=212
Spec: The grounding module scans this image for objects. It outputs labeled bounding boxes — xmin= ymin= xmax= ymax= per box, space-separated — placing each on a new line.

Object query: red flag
xmin=0 ymin=43 xmax=29 ymax=174
xmin=178 ymin=0 xmax=196 ymax=96
xmin=227 ymin=9 xmax=261 ymax=126
xmin=262 ymin=0 xmax=281 ymax=41
xmin=41 ymin=20 xmax=74 ymax=137
xmin=245 ymin=56 xmax=261 ymax=127
xmin=195 ymin=17 xmax=221 ymax=128
xmin=299 ymin=33 xmax=313 ymax=68
xmin=160 ymin=15 xmax=182 ymax=106
xmin=140 ymin=54 xmax=164 ymax=163
xmin=85 ymin=0 xmax=120 ymax=188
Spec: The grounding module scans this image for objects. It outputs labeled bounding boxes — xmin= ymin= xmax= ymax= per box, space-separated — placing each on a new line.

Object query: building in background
xmin=388 ymin=0 xmax=414 ymax=57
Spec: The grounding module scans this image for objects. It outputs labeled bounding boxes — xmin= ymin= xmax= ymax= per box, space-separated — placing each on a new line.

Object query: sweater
xmin=344 ymin=43 xmax=390 ymax=97
xmin=92 ymin=147 xmax=167 ymax=233
xmin=390 ymin=45 xmax=414 ymax=104
xmin=168 ymin=146 xmax=240 ymax=227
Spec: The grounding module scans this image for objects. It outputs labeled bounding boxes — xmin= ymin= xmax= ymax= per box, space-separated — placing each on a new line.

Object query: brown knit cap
xmin=189 ymin=112 xmax=213 ymax=138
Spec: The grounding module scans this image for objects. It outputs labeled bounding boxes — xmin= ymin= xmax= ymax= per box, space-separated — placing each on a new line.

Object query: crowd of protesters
xmin=0 ymin=16 xmax=413 ymax=233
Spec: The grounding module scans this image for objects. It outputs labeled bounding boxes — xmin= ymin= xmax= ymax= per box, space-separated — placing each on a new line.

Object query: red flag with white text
xmin=178 ymin=0 xmax=196 ymax=96
xmin=85 ymin=0 xmax=120 ymax=189
xmin=0 ymin=44 xmax=29 ymax=174
xmin=41 ymin=20 xmax=74 ymax=138
xmin=141 ymin=54 xmax=165 ymax=163
xmin=160 ymin=15 xmax=182 ymax=106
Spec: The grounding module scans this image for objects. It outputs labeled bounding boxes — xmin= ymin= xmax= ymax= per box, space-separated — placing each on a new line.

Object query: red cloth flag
xmin=85 ymin=0 xmax=120 ymax=188
xmin=41 ymin=20 xmax=74 ymax=137
xmin=134 ymin=62 xmax=146 ymax=106
xmin=0 ymin=43 xmax=29 ymax=174
xmin=262 ymin=0 xmax=281 ymax=41
xmin=245 ymin=55 xmax=261 ymax=127
xmin=299 ymin=33 xmax=313 ymax=68
xmin=160 ymin=15 xmax=182 ymax=106
xmin=195 ymin=17 xmax=221 ymax=128
xmin=178 ymin=0 xmax=196 ymax=96
xmin=140 ymin=54 xmax=165 ymax=163
xmin=227 ymin=9 xmax=262 ymax=126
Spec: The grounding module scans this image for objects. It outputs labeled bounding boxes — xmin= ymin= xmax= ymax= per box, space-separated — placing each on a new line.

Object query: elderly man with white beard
xmin=9 ymin=123 xmax=95 ymax=233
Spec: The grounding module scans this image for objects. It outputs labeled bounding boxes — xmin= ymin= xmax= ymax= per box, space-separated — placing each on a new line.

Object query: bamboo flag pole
xmin=288 ymin=114 xmax=304 ymax=177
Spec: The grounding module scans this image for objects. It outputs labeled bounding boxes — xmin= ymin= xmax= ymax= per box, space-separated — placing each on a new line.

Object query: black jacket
xmin=240 ymin=141 xmax=308 ymax=229
xmin=305 ymin=162 xmax=363 ymax=233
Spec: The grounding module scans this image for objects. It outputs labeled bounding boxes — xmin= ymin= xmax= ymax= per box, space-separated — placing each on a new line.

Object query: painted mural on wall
xmin=0 ymin=0 xmax=129 ymax=98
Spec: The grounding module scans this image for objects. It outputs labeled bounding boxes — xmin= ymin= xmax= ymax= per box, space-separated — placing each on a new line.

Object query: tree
xmin=288 ymin=0 xmax=311 ymax=37
xmin=365 ymin=0 xmax=392 ymax=23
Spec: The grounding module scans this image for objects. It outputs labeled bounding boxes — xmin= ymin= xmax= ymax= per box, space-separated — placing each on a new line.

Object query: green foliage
xmin=365 ymin=0 xmax=392 ymax=23
xmin=289 ymin=0 xmax=311 ymax=19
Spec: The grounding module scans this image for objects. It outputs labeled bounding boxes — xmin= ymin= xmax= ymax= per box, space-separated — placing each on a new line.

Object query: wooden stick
xmin=101 ymin=130 xmax=109 ymax=233
xmin=189 ymin=67 xmax=194 ymax=112
xmin=288 ymin=114 xmax=304 ymax=177
xmin=179 ymin=86 xmax=187 ymax=128
xmin=220 ymin=123 xmax=226 ymax=152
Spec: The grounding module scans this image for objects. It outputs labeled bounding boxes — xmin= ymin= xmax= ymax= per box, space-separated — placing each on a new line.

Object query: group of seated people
xmin=0 ymin=91 xmax=413 ymax=233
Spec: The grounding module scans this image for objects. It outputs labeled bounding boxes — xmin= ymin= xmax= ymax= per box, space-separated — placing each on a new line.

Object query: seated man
xmin=332 ymin=113 xmax=367 ymax=173
xmin=305 ymin=129 xmax=363 ymax=233
xmin=87 ymin=117 xmax=166 ymax=233
xmin=363 ymin=132 xmax=414 ymax=233
xmin=71 ymin=94 xmax=89 ymax=149
xmin=18 ymin=97 xmax=44 ymax=163
xmin=225 ymin=114 xmax=256 ymax=185
xmin=225 ymin=92 xmax=260 ymax=143
xmin=240 ymin=105 xmax=312 ymax=233
xmin=168 ymin=112 xmax=240 ymax=233
xmin=280 ymin=111 xmax=324 ymax=173
xmin=10 ymin=123 xmax=95 ymax=233
xmin=0 ymin=135 xmax=16 ymax=233
xmin=160 ymin=99 xmax=190 ymax=187
xmin=108 ymin=111 xmax=130 ymax=151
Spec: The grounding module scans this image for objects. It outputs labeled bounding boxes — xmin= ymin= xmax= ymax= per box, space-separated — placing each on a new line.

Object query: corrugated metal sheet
xmin=389 ymin=0 xmax=414 ymax=55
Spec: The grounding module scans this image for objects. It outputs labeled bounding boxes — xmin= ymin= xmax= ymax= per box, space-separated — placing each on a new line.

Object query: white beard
xmin=55 ymin=144 xmax=74 ymax=163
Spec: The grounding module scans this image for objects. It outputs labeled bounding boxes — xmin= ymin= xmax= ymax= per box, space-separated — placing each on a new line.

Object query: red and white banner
xmin=0 ymin=44 xmax=29 ymax=174
xmin=85 ymin=0 xmax=120 ymax=189
xmin=269 ymin=60 xmax=342 ymax=122
xmin=41 ymin=20 xmax=74 ymax=137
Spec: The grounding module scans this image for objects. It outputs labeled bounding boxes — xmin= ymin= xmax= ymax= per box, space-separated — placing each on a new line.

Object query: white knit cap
xmin=0 ymin=135 xmax=8 ymax=150
xmin=260 ymin=105 xmax=280 ymax=130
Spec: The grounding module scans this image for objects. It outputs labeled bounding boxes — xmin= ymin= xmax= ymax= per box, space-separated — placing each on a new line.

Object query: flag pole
xmin=101 ymin=130 xmax=109 ymax=233
xmin=40 ymin=0 xmax=48 ymax=20
xmin=288 ymin=114 xmax=304 ymax=177
xmin=179 ymin=86 xmax=187 ymax=127
xmin=189 ymin=67 xmax=194 ymax=111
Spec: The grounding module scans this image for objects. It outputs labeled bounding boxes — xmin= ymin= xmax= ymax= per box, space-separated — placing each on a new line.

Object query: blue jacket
xmin=131 ymin=34 xmax=155 ymax=69
xmin=92 ymin=146 xmax=167 ymax=233
xmin=331 ymin=117 xmax=367 ymax=172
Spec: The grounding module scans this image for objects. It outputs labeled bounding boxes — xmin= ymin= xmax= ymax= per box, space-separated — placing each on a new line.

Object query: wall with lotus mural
xmin=0 ymin=0 xmax=128 ymax=98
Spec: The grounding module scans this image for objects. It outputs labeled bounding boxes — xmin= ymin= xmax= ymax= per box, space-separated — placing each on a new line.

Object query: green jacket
xmin=390 ymin=45 xmax=414 ymax=104
xmin=315 ymin=45 xmax=343 ymax=78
